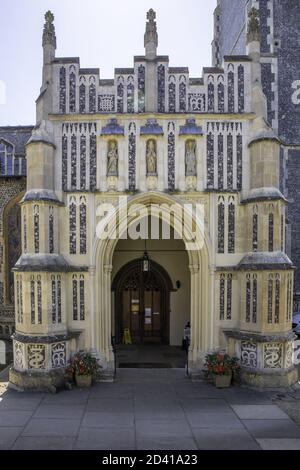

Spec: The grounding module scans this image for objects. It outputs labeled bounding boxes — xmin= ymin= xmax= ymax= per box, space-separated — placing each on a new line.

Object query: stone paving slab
xmin=136 ymin=436 xmax=198 ymax=450
xmin=22 ymin=418 xmax=81 ymax=437
xmin=232 ymin=404 xmax=289 ymax=420
xmin=243 ymin=419 xmax=300 ymax=438
xmin=256 ymin=438 xmax=300 ymax=450
xmin=74 ymin=427 xmax=135 ymax=450
xmin=33 ymin=403 xmax=86 ymax=420
xmin=0 ymin=369 xmax=300 ymax=450
xmin=0 ymin=410 xmax=32 ymax=427
xmin=12 ymin=436 xmax=75 ymax=450
xmin=82 ymin=411 xmax=134 ymax=428
xmin=0 ymin=427 xmax=23 ymax=450
xmin=192 ymin=428 xmax=261 ymax=450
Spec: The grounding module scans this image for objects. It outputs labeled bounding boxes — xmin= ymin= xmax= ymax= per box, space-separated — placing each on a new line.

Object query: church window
xmin=80 ymin=134 xmax=86 ymax=190
xmin=71 ymin=134 xmax=77 ymax=189
xmin=80 ymin=197 xmax=87 ymax=255
xmin=253 ymin=207 xmax=258 ymax=252
xmin=79 ymin=81 xmax=86 ymax=113
xmin=228 ymin=67 xmax=235 ymax=113
xmin=16 ymin=275 xmax=23 ymax=323
xmin=138 ymin=65 xmax=145 ymax=112
xmin=52 ymin=275 xmax=62 ymax=324
xmin=227 ymin=133 xmax=233 ymax=189
xmin=179 ymin=75 xmax=187 ymax=112
xmin=89 ymin=79 xmax=96 ymax=113
xmin=90 ymin=133 xmax=97 ymax=191
xmin=236 ymin=134 xmax=243 ymax=190
xmin=117 ymin=77 xmax=124 ymax=113
xmin=275 ymin=274 xmax=280 ymax=324
xmin=246 ymin=274 xmax=251 ymax=323
xmin=228 ymin=198 xmax=235 ymax=253
xmin=69 ymin=68 xmax=76 ymax=113
xmin=59 ymin=67 xmax=66 ymax=113
xmin=252 ymin=275 xmax=257 ymax=323
xmin=34 ymin=205 xmax=39 ymax=254
xmin=206 ymin=133 xmax=214 ymax=189
xmin=218 ymin=79 xmax=224 ymax=112
xmin=69 ymin=197 xmax=76 ymax=255
xmin=127 ymin=76 xmax=134 ymax=113
xmin=268 ymin=274 xmax=273 ymax=323
xmin=220 ymin=274 xmax=225 ymax=320
xmin=72 ymin=275 xmax=78 ymax=320
xmin=218 ymin=196 xmax=225 ymax=253
xmin=23 ymin=213 xmax=27 ymax=253
xmin=286 ymin=273 xmax=292 ymax=321
xmin=208 ymin=80 xmax=214 ymax=112
xmin=157 ymin=64 xmax=165 ymax=112
xmin=30 ymin=276 xmax=35 ymax=324
xmin=62 ymin=134 xmax=68 ymax=191
xmin=168 ymin=122 xmax=175 ymax=191
xmin=227 ymin=274 xmax=232 ymax=320
xmin=168 ymin=75 xmax=176 ymax=112
xmin=80 ymin=275 xmax=85 ymax=320
xmin=238 ymin=65 xmax=245 ymax=112
xmin=37 ymin=275 xmax=42 ymax=324
xmin=128 ymin=122 xmax=136 ymax=190
xmin=269 ymin=213 xmax=274 ymax=252
xmin=217 ymin=134 xmax=223 ymax=189
xmin=49 ymin=206 xmax=54 ymax=254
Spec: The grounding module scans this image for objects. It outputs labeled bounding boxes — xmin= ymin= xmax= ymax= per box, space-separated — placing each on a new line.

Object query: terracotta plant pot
xmin=75 ymin=374 xmax=92 ymax=388
xmin=213 ymin=373 xmax=232 ymax=388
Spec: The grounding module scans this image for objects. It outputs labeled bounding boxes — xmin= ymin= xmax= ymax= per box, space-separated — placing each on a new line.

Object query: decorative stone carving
xmin=247 ymin=7 xmax=261 ymax=43
xmin=42 ymin=11 xmax=56 ymax=47
xmin=264 ymin=343 xmax=283 ymax=369
xmin=146 ymin=139 xmax=157 ymax=175
xmin=14 ymin=341 xmax=25 ymax=371
xmin=185 ymin=140 xmax=197 ymax=176
xmin=146 ymin=175 xmax=158 ymax=190
xmin=107 ymin=140 xmax=118 ymax=176
xmin=28 ymin=344 xmax=46 ymax=369
xmin=285 ymin=342 xmax=293 ymax=369
xmin=241 ymin=341 xmax=257 ymax=368
xmin=51 ymin=342 xmax=66 ymax=368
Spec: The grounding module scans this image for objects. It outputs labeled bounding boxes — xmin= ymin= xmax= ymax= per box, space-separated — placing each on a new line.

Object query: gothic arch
xmin=92 ymin=191 xmax=212 ymax=370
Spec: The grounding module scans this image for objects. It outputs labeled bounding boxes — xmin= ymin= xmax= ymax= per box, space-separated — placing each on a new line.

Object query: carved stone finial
xmin=43 ymin=10 xmax=56 ymax=48
xmin=144 ymin=8 xmax=158 ymax=56
xmin=247 ymin=7 xmax=261 ymax=43
xmin=147 ymin=9 xmax=156 ymax=22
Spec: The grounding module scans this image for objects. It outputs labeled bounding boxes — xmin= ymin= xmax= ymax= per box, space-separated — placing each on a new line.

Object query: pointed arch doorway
xmin=112 ymin=258 xmax=175 ymax=345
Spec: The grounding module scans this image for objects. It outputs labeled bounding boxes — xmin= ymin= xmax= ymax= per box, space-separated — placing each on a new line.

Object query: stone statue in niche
xmin=107 ymin=140 xmax=118 ymax=176
xmin=185 ymin=140 xmax=197 ymax=176
xmin=146 ymin=139 xmax=157 ymax=175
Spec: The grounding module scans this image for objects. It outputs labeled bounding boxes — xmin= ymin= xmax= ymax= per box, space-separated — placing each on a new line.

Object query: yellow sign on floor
xmin=123 ymin=328 xmax=132 ymax=345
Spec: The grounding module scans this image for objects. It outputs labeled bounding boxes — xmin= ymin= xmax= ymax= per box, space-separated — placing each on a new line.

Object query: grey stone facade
xmin=212 ymin=0 xmax=300 ymax=300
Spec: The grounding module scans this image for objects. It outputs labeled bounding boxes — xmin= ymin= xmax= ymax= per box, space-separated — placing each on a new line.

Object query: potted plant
xmin=205 ymin=352 xmax=240 ymax=388
xmin=66 ymin=351 xmax=101 ymax=388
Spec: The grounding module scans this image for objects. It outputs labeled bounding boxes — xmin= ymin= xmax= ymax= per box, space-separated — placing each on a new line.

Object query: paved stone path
xmin=1 ymin=369 xmax=300 ymax=450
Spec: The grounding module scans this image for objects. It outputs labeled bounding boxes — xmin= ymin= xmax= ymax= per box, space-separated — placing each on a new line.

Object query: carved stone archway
xmin=92 ymin=191 xmax=212 ymax=374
